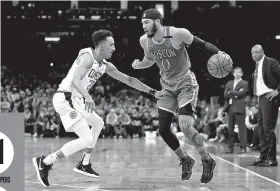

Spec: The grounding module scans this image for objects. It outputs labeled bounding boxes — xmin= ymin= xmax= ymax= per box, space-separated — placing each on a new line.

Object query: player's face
xmin=102 ymin=36 xmax=115 ymax=59
xmin=142 ymin=19 xmax=157 ymax=38
xmin=233 ymin=69 xmax=243 ymax=79
xmin=251 ymin=47 xmax=264 ymax=62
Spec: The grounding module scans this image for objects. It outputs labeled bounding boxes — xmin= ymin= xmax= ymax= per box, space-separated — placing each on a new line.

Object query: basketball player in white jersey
xmin=132 ymin=9 xmax=231 ymax=184
xmin=32 ymin=29 xmax=164 ymax=187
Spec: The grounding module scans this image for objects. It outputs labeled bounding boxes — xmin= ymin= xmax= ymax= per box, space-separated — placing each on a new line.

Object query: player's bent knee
xmin=83 ymin=135 xmax=94 ymax=147
xmin=87 ymin=113 xmax=104 ymax=130
xmin=97 ymin=117 xmax=104 ymax=129
xmin=92 ymin=116 xmax=104 ymax=133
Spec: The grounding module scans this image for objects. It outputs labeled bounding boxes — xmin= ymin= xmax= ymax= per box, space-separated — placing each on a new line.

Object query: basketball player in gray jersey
xmin=132 ymin=9 xmax=231 ymax=183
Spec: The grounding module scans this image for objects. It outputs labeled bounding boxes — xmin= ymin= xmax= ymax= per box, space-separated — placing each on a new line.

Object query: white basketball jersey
xmin=58 ymin=47 xmax=107 ymax=98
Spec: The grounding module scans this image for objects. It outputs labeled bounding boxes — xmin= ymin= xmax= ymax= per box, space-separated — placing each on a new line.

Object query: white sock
xmin=82 ymin=152 xmax=91 ymax=165
xmin=43 ymin=153 xmax=58 ymax=165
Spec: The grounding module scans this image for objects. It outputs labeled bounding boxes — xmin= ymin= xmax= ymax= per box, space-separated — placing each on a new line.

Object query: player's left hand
xmin=265 ymin=90 xmax=279 ymax=101
xmin=154 ymin=90 xmax=166 ymax=99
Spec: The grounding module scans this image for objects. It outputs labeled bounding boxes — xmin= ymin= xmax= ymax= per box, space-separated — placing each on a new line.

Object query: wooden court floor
xmin=25 ymin=136 xmax=280 ymax=191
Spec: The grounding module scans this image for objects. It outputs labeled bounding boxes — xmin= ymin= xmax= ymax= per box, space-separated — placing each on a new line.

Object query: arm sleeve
xmin=192 ymin=36 xmax=220 ymax=55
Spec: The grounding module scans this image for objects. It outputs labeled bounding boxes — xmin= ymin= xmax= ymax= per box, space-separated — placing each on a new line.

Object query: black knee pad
xmin=158 ymin=109 xmax=174 ymax=135
xmin=158 ymin=109 xmax=180 ymax=150
xmin=178 ymin=103 xmax=194 ymax=116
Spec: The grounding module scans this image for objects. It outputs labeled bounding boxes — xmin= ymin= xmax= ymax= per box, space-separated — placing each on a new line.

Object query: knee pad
xmin=158 ymin=109 xmax=174 ymax=136
xmin=178 ymin=103 xmax=194 ymax=116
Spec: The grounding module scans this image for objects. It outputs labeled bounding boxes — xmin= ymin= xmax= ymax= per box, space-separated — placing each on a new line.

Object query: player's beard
xmin=147 ymin=22 xmax=157 ymax=38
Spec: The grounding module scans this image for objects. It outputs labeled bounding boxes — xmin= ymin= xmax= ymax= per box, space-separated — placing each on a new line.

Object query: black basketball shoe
xmin=73 ymin=161 xmax=100 ymax=178
xmin=32 ymin=155 xmax=53 ymax=187
xmin=179 ymin=155 xmax=195 ymax=181
xmin=200 ymin=154 xmax=216 ymax=183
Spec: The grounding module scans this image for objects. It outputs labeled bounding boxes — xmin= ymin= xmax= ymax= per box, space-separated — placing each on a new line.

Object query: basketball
xmin=207 ymin=53 xmax=233 ymax=78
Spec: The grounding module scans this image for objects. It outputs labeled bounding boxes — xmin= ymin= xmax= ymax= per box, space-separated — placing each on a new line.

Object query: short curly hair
xmin=92 ymin=29 xmax=113 ymax=47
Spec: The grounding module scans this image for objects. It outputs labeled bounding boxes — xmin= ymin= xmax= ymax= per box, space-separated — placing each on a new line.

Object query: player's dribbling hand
xmin=132 ymin=59 xmax=141 ymax=69
xmin=154 ymin=90 xmax=166 ymax=99
xmin=84 ymin=96 xmax=96 ymax=113
xmin=218 ymin=51 xmax=232 ymax=64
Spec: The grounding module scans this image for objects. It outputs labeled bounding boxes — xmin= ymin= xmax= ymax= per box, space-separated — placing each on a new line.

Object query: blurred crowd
xmin=1 ymin=64 xmax=164 ymax=139
xmin=1 ymin=63 xmax=260 ymax=152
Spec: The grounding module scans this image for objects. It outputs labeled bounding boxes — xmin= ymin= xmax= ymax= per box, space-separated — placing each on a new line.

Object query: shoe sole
xmin=73 ymin=168 xmax=100 ymax=178
xmin=201 ymin=160 xmax=216 ymax=184
xmin=182 ymin=159 xmax=195 ymax=181
xmin=32 ymin=158 xmax=48 ymax=187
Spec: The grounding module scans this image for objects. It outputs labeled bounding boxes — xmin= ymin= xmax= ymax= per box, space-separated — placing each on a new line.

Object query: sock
xmin=82 ymin=152 xmax=91 ymax=165
xmin=43 ymin=153 xmax=58 ymax=165
xmin=174 ymin=147 xmax=187 ymax=159
xmin=199 ymin=150 xmax=210 ymax=161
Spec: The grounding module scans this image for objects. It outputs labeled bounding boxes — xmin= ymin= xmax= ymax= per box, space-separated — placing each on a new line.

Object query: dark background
xmin=2 ymin=1 xmax=280 ymax=101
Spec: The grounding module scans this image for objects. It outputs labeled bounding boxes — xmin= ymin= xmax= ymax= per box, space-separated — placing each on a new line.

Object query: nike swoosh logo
xmin=38 ymin=158 xmax=43 ymax=170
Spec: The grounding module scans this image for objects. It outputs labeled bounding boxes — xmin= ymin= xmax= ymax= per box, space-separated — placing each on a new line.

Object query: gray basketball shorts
xmin=157 ymin=70 xmax=199 ymax=115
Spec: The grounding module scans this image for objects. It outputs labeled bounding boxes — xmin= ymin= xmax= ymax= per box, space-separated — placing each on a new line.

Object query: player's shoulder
xmin=79 ymin=47 xmax=93 ymax=55
xmin=78 ymin=48 xmax=93 ymax=59
xmin=77 ymin=48 xmax=94 ymax=66
xmin=171 ymin=27 xmax=191 ymax=36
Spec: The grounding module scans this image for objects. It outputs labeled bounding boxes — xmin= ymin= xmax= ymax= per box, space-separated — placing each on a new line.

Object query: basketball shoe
xmin=73 ymin=161 xmax=100 ymax=178
xmin=32 ymin=155 xmax=53 ymax=187
xmin=179 ymin=155 xmax=195 ymax=181
xmin=200 ymin=154 xmax=216 ymax=183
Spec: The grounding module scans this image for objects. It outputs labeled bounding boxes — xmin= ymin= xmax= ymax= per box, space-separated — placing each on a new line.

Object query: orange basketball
xmin=207 ymin=53 xmax=233 ymax=78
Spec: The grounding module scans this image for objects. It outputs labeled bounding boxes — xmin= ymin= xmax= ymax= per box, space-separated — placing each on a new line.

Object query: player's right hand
xmin=84 ymin=96 xmax=96 ymax=114
xmin=132 ymin=59 xmax=141 ymax=69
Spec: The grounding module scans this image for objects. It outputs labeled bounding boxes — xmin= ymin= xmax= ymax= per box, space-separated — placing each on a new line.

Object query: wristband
xmin=149 ymin=89 xmax=156 ymax=96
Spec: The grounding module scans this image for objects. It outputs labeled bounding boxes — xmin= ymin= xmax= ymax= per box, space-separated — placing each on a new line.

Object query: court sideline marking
xmin=24 ymin=180 xmax=110 ymax=190
xmin=211 ymin=154 xmax=280 ymax=186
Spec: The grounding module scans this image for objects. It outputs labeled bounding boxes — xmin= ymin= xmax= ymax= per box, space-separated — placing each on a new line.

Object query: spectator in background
xmin=34 ymin=108 xmax=48 ymax=137
xmin=11 ymin=87 xmax=20 ymax=103
xmin=24 ymin=104 xmax=36 ymax=135
xmin=43 ymin=108 xmax=60 ymax=138
xmin=118 ymin=108 xmax=131 ymax=138
xmin=41 ymin=92 xmax=49 ymax=106
xmin=1 ymin=95 xmax=12 ymax=112
xmin=204 ymin=108 xmax=226 ymax=141
xmin=131 ymin=107 xmax=143 ymax=138
xmin=5 ymin=85 xmax=13 ymax=103
xmin=95 ymin=93 xmax=106 ymax=110
xmin=106 ymin=109 xmax=118 ymax=138
xmin=142 ymin=111 xmax=153 ymax=131
xmin=95 ymin=81 xmax=105 ymax=95
xmin=246 ymin=105 xmax=259 ymax=150
xmin=31 ymin=92 xmax=41 ymax=116
xmin=224 ymin=67 xmax=248 ymax=154
xmin=11 ymin=101 xmax=23 ymax=113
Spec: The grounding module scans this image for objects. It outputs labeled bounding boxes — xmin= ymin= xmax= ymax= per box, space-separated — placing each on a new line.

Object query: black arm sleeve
xmin=192 ymin=36 xmax=220 ymax=54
